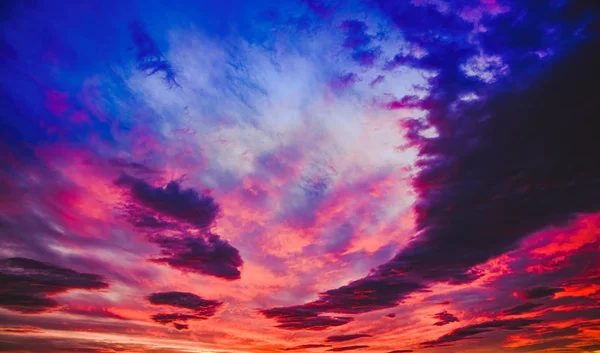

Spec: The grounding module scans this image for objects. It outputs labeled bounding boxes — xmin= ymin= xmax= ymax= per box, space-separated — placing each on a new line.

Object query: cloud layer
xmin=0 ymin=0 xmax=598 ymax=352
xmin=0 ymin=258 xmax=108 ymax=314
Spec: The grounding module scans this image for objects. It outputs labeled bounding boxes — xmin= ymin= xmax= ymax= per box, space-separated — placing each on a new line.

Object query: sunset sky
xmin=1 ymin=1 xmax=599 ymax=352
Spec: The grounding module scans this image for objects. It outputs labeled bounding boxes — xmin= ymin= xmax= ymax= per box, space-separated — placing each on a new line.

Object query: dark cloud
xmin=310 ymin=277 xmax=426 ymax=314
xmin=150 ymin=313 xmax=201 ymax=324
xmin=259 ymin=306 xmax=354 ymax=331
xmin=502 ymin=302 xmax=543 ymax=316
xmin=513 ymin=338 xmax=579 ymax=352
xmin=326 ymin=346 xmax=369 ymax=352
xmin=147 ymin=291 xmax=223 ymax=329
xmin=421 ymin=318 xmax=541 ymax=348
xmin=520 ymin=286 xmax=564 ymax=300
xmin=385 ymin=313 xmax=396 ymax=319
xmin=116 ymin=174 xmax=243 ymax=280
xmin=263 ymin=5 xmax=600 ymax=327
xmin=149 ymin=233 xmax=243 ymax=280
xmin=433 ymin=310 xmax=459 ymax=326
xmin=0 ymin=257 xmax=108 ymax=314
xmin=325 ymin=334 xmax=372 ymax=342
xmin=147 ymin=291 xmax=223 ymax=318
xmin=340 ymin=20 xmax=371 ymax=49
xmin=285 ymin=344 xmax=332 ymax=351
xmin=115 ymin=174 xmax=220 ymax=230
xmin=172 ymin=322 xmax=188 ymax=330
xmin=261 ymin=276 xmax=424 ymax=328
xmin=580 ymin=344 xmax=600 ymax=352
xmin=340 ymin=20 xmax=381 ymax=66
xmin=129 ymin=21 xmax=179 ymax=87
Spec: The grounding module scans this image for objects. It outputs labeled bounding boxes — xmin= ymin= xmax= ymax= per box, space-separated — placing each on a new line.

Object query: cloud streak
xmin=147 ymin=291 xmax=223 ymax=329
xmin=0 ymin=258 xmax=108 ymax=314
xmin=325 ymin=334 xmax=372 ymax=342
xmin=421 ymin=319 xmax=542 ymax=348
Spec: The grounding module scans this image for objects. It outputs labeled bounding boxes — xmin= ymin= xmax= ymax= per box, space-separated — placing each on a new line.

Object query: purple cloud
xmin=325 ymin=334 xmax=372 ymax=342
xmin=147 ymin=291 xmax=224 ymax=329
xmin=173 ymin=322 xmax=188 ymax=330
xmin=116 ymin=175 xmax=243 ymax=280
xmin=520 ymin=286 xmax=565 ymax=300
xmin=150 ymin=313 xmax=201 ymax=324
xmin=115 ymin=174 xmax=220 ymax=230
xmin=129 ymin=21 xmax=179 ymax=87
xmin=262 ymin=13 xmax=600 ymax=327
xmin=147 ymin=291 xmax=223 ymax=317
xmin=502 ymin=302 xmax=543 ymax=316
xmin=259 ymin=306 xmax=354 ymax=331
xmin=149 ymin=233 xmax=243 ymax=280
xmin=0 ymin=257 xmax=108 ymax=314
xmin=421 ymin=318 xmax=541 ymax=348
xmin=433 ymin=310 xmax=459 ymax=326
xmin=340 ymin=20 xmax=381 ymax=66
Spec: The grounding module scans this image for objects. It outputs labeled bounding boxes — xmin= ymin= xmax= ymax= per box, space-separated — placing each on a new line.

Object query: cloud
xmin=580 ymin=344 xmax=600 ymax=352
xmin=147 ymin=291 xmax=223 ymax=317
xmin=326 ymin=346 xmax=369 ymax=352
xmin=149 ymin=233 xmax=243 ymax=280
xmin=325 ymin=334 xmax=372 ymax=342
xmin=0 ymin=326 xmax=42 ymax=334
xmin=258 ymin=306 xmax=354 ymax=331
xmin=384 ymin=95 xmax=423 ymax=110
xmin=433 ymin=310 xmax=459 ymax=326
xmin=147 ymin=291 xmax=223 ymax=329
xmin=369 ymin=75 xmax=384 ymax=87
xmin=519 ymin=286 xmax=565 ymax=300
xmin=329 ymin=73 xmax=358 ymax=90
xmin=129 ymin=21 xmax=179 ymax=87
xmin=421 ymin=318 xmax=541 ymax=348
xmin=115 ymin=174 xmax=220 ymax=230
xmin=502 ymin=302 xmax=543 ymax=316
xmin=262 ymin=14 xmax=600 ymax=326
xmin=314 ymin=277 xmax=426 ymax=314
xmin=386 ymin=351 xmax=412 ymax=353
xmin=116 ymin=174 xmax=244 ymax=280
xmin=0 ymin=257 xmax=108 ymax=314
xmin=260 ymin=276 xmax=424 ymax=328
xmin=285 ymin=344 xmax=332 ymax=350
xmin=173 ymin=322 xmax=188 ymax=330
xmin=2 ymin=0 xmax=599 ymax=351
xmin=150 ymin=313 xmax=200 ymax=324
xmin=339 ymin=20 xmax=381 ymax=66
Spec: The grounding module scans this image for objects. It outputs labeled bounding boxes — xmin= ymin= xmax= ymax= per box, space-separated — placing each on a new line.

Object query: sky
xmin=0 ymin=0 xmax=599 ymax=352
